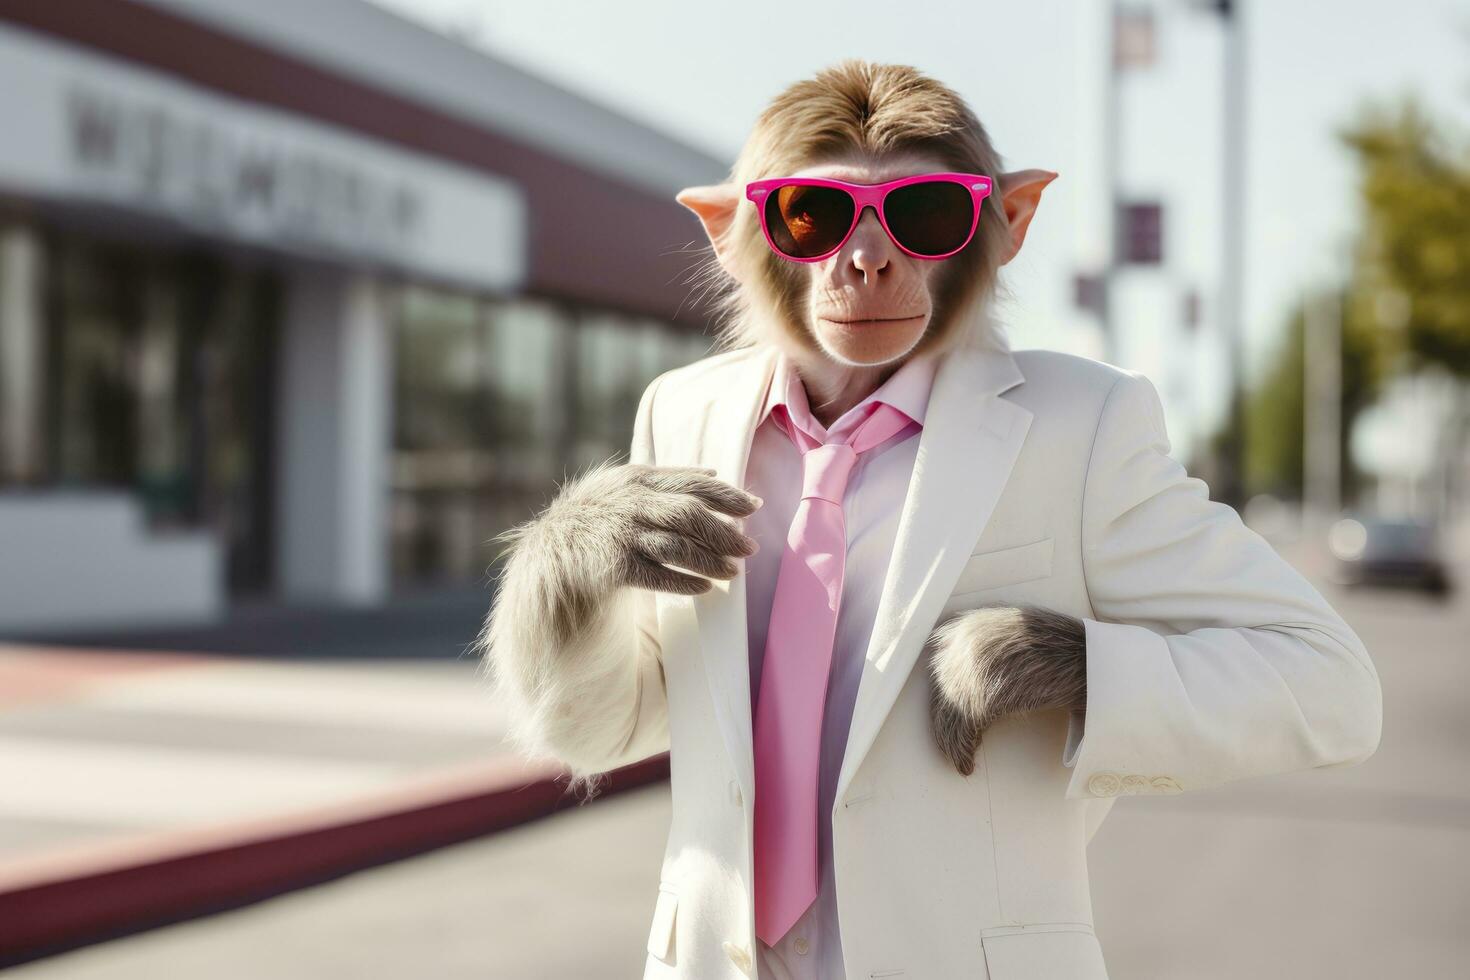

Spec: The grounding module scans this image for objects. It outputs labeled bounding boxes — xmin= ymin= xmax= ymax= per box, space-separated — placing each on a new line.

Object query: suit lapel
xmin=832 ymin=344 xmax=1031 ymax=806
xmin=689 ymin=345 xmax=779 ymax=809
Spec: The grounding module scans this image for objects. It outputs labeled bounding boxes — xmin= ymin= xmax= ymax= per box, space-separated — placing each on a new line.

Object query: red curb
xmin=0 ymin=751 xmax=670 ymax=968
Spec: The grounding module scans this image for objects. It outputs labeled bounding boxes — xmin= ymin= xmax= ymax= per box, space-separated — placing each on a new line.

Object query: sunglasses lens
xmin=765 ymin=185 xmax=854 ymax=259
xmin=884 ymin=180 xmax=975 ymax=256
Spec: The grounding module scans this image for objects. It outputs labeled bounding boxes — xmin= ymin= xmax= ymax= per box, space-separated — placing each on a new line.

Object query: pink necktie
xmin=752 ymin=397 xmax=918 ymax=947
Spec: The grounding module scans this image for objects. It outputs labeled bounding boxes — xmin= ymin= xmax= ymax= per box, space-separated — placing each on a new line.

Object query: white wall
xmin=0 ymin=493 xmax=221 ymax=633
xmin=275 ymin=267 xmax=392 ymax=604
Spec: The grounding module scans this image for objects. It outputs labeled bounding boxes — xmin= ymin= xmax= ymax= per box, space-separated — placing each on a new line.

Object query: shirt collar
xmin=759 ymin=347 xmax=940 ymax=443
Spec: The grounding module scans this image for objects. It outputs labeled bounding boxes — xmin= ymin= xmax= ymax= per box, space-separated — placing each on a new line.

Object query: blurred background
xmin=0 ymin=0 xmax=1466 ymax=977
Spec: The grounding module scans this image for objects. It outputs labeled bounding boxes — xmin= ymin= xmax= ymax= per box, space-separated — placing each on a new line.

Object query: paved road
xmin=12 ymin=564 xmax=1468 ymax=979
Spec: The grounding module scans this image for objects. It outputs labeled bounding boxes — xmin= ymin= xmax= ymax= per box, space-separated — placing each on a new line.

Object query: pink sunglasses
xmin=745 ymin=171 xmax=994 ymax=263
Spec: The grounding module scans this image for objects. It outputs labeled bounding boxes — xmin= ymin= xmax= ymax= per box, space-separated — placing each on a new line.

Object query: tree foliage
xmin=1240 ymin=91 xmax=1470 ymax=500
xmin=1244 ymin=287 xmax=1381 ymax=500
xmin=1338 ymin=96 xmax=1470 ymax=377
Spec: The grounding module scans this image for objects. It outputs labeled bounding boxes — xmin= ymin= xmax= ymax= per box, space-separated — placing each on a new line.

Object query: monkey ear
xmin=676 ymin=183 xmax=747 ymax=281
xmin=995 ymin=169 xmax=1060 ymax=266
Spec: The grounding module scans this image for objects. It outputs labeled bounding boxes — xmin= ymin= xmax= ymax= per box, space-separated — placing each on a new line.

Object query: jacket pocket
xmin=980 ymin=922 xmax=1107 ymax=979
xmin=952 ymin=537 xmax=1054 ymax=597
xmin=646 ymin=883 xmax=679 ymax=961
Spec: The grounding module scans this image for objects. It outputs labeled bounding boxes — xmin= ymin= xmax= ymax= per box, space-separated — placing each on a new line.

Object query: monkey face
xmin=787 ymin=149 xmax=954 ymax=369
xmin=674 ymin=59 xmax=1059 ymax=372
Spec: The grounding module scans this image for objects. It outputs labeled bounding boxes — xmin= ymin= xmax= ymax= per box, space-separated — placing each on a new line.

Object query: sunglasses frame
xmin=745 ymin=171 xmax=994 ymax=263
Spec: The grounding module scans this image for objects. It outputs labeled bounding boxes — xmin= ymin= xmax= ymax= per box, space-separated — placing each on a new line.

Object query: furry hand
xmin=926 ymin=605 xmax=1087 ymax=776
xmin=491 ymin=460 xmax=760 ymax=649
xmin=559 ymin=461 xmax=759 ymax=592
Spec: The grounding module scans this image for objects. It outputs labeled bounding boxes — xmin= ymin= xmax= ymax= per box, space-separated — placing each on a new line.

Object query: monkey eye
xmin=767 ymin=185 xmax=855 ymax=259
xmin=883 ymin=181 xmax=974 ymax=257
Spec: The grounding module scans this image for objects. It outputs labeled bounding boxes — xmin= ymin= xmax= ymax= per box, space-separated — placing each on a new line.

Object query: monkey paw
xmin=925 ymin=605 xmax=1087 ymax=777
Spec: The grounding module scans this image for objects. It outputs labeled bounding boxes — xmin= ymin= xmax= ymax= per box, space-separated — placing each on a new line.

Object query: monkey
xmin=479 ymin=60 xmax=1382 ymax=980
xmin=479 ymin=58 xmax=1082 ymax=798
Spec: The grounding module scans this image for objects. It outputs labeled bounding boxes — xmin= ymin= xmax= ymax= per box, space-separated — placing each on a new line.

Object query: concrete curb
xmin=0 ymin=752 xmax=670 ymax=968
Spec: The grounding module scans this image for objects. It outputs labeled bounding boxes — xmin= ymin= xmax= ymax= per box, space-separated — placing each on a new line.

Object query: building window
xmin=567 ymin=312 xmax=711 ymax=473
xmin=40 ymin=234 xmax=279 ymax=593
xmin=391 ymin=289 xmax=710 ymax=586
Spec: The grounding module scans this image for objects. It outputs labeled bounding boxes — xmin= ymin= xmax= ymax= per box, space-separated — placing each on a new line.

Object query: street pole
xmin=1215 ymin=0 xmax=1249 ymax=508
xmin=1100 ymin=0 xmax=1121 ymax=364
xmin=1303 ymin=285 xmax=1342 ymax=535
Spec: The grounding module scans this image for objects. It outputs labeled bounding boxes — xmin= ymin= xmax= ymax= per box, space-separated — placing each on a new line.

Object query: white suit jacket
xmin=525 ymin=341 xmax=1382 ymax=980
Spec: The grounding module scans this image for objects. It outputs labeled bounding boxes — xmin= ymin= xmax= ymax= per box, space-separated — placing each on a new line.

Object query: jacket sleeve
xmin=487 ymin=372 xmax=670 ymax=782
xmin=1058 ymin=370 xmax=1382 ymax=800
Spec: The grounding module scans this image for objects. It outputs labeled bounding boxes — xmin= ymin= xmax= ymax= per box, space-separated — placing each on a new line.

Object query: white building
xmin=0 ymin=0 xmax=725 ymax=632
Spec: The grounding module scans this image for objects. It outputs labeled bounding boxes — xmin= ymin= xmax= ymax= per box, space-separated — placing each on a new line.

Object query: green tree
xmin=1229 ymin=91 xmax=1470 ymax=505
xmin=1338 ymin=96 xmax=1470 ymax=377
xmin=1244 ymin=285 xmax=1382 ymax=502
xmin=1339 ymin=93 xmax=1470 ymax=514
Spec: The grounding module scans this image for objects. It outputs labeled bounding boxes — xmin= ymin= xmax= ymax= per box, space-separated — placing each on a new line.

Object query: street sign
xmin=1114 ymin=7 xmax=1157 ymax=70
xmin=1074 ymin=272 xmax=1106 ymax=318
xmin=1118 ymin=200 xmax=1163 ymax=265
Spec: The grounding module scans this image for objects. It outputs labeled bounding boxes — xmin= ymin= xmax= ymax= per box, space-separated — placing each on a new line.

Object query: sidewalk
xmin=0 ymin=640 xmax=666 ymax=967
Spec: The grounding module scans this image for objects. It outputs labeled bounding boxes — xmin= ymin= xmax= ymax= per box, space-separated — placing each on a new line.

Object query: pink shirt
xmin=743 ymin=348 xmax=940 ymax=980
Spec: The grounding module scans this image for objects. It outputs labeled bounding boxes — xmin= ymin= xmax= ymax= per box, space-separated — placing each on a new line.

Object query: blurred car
xmin=1328 ymin=515 xmax=1452 ymax=597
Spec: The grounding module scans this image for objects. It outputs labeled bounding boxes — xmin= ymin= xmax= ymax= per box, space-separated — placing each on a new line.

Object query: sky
xmin=372 ymin=0 xmax=1470 ymax=465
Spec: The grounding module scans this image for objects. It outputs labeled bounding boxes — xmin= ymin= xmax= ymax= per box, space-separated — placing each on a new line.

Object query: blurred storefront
xmin=0 ymin=0 xmax=723 ymax=632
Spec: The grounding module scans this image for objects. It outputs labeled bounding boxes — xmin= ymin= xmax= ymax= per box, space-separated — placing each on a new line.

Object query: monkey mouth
xmin=820 ymin=314 xmax=925 ymax=326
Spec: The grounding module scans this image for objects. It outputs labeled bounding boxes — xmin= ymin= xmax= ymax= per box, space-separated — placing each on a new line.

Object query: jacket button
xmin=722 ymin=939 xmax=753 ymax=974
xmin=1087 ymin=771 xmax=1122 ymax=796
xmin=729 ymin=778 xmax=743 ymax=807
